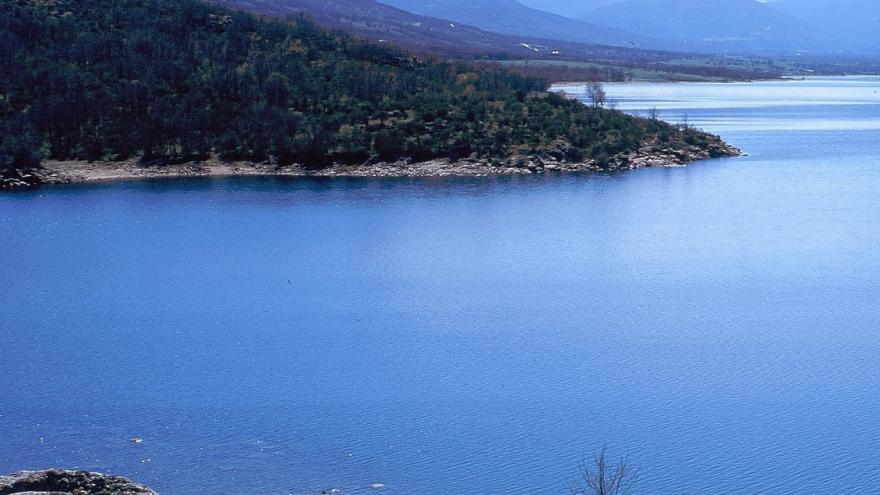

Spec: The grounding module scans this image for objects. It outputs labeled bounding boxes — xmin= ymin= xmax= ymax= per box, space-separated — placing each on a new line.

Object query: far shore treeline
xmin=0 ymin=0 xmax=715 ymax=172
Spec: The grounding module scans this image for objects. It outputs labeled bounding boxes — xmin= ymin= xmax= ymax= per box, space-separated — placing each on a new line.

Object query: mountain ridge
xmin=577 ymin=0 xmax=827 ymax=54
xmin=213 ymin=0 xmax=668 ymax=59
xmin=213 ymin=0 xmax=790 ymax=83
xmin=769 ymin=0 xmax=880 ymax=53
xmin=374 ymin=0 xmax=666 ymax=49
xmin=576 ymin=0 xmax=873 ymax=55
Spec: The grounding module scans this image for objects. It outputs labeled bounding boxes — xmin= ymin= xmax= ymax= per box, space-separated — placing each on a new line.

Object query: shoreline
xmin=0 ymin=142 xmax=741 ymax=190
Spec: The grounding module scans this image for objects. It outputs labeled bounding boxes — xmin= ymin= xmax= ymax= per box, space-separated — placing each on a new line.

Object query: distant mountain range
xmin=213 ymin=0 xmax=794 ymax=82
xmin=214 ymin=0 xmax=667 ymax=58
xmin=208 ymin=0 xmax=878 ymax=84
xmin=375 ymin=0 xmax=880 ymax=56
xmin=517 ymin=0 xmax=620 ymax=18
xmin=579 ymin=0 xmax=826 ymax=54
xmin=374 ymin=0 xmax=664 ymax=49
xmin=769 ymin=0 xmax=880 ymax=53
xmin=213 ymin=0 xmax=528 ymax=56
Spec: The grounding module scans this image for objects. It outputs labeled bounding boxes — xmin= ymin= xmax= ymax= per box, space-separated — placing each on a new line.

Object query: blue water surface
xmin=2 ymin=77 xmax=880 ymax=495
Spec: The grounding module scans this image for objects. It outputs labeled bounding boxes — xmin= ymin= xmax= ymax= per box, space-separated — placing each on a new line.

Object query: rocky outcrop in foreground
xmin=0 ymin=470 xmax=157 ymax=495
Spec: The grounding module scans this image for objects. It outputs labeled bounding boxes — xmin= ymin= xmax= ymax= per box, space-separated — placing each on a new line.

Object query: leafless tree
xmin=571 ymin=448 xmax=638 ymax=495
xmin=648 ymin=107 xmax=659 ymax=121
xmin=679 ymin=113 xmax=691 ymax=131
xmin=584 ymin=82 xmax=606 ymax=109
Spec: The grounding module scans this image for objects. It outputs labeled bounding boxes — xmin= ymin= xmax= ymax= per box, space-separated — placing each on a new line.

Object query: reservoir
xmin=2 ymin=76 xmax=879 ymax=494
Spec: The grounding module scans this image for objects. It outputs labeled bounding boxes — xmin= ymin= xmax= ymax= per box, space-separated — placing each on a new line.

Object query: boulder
xmin=0 ymin=470 xmax=157 ymax=495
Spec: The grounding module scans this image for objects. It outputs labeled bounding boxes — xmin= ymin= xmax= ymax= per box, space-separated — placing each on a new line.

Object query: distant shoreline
xmin=0 ymin=142 xmax=741 ymax=190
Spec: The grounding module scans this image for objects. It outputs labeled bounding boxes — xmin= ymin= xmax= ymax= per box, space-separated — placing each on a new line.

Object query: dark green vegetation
xmin=0 ymin=0 xmax=720 ymax=173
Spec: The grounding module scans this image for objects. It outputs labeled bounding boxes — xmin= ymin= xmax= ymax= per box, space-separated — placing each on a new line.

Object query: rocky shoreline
xmin=0 ymin=470 xmax=157 ymax=495
xmin=0 ymin=141 xmax=741 ymax=190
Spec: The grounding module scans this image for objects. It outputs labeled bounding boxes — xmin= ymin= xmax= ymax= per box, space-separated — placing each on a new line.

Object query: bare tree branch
xmin=571 ymin=448 xmax=638 ymax=495
xmin=584 ymin=82 xmax=607 ymax=109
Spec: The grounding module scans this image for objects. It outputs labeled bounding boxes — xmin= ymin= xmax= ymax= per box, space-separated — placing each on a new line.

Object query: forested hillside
xmin=0 ymin=0 xmax=716 ymax=174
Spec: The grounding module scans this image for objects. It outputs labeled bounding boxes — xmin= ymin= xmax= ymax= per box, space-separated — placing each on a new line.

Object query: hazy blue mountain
xmin=210 ymin=0 xmax=792 ymax=84
xmin=213 ymin=0 xmax=685 ymax=64
xmin=578 ymin=0 xmax=826 ymax=54
xmin=516 ymin=0 xmax=618 ymax=17
xmin=374 ymin=0 xmax=662 ymax=48
xmin=768 ymin=0 xmax=880 ymax=53
xmin=369 ymin=0 xmax=879 ymax=56
xmin=214 ymin=0 xmax=560 ymax=56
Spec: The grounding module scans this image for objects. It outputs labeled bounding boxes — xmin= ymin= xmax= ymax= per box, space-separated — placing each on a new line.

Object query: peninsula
xmin=0 ymin=0 xmax=740 ymax=189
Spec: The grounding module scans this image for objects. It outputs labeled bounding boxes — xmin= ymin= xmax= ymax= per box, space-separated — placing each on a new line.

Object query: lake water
xmin=2 ymin=76 xmax=880 ymax=495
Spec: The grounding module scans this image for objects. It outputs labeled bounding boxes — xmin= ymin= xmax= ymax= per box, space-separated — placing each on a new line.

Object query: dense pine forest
xmin=0 ymin=0 xmax=714 ymax=173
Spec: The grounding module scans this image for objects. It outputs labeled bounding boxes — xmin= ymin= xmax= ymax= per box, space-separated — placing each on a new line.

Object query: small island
xmin=0 ymin=0 xmax=739 ymax=190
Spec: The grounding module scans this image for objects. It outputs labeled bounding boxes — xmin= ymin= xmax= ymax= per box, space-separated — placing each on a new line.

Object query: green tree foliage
xmin=0 ymin=0 xmax=694 ymax=171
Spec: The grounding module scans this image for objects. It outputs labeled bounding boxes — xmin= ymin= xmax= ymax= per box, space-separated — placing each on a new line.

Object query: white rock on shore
xmin=0 ymin=142 xmax=741 ymax=189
